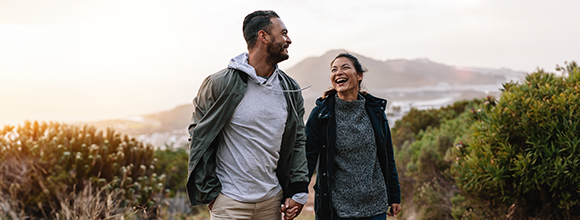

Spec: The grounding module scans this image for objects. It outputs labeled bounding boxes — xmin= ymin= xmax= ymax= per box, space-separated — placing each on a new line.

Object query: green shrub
xmin=0 ymin=121 xmax=166 ymax=218
xmin=392 ymin=100 xmax=479 ymax=149
xmin=454 ymin=62 xmax=580 ymax=219
xmin=392 ymin=99 xmax=481 ymax=220
xmin=153 ymin=144 xmax=188 ymax=196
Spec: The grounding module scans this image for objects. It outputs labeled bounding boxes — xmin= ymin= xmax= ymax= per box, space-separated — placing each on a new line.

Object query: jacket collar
xmin=361 ymin=92 xmax=387 ymax=110
xmin=315 ymin=90 xmax=387 ymax=119
xmin=315 ymin=93 xmax=334 ymax=119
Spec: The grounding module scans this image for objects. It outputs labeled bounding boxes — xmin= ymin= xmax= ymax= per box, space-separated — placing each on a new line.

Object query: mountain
xmin=93 ymin=50 xmax=526 ymax=147
xmin=287 ymin=49 xmax=524 ymax=118
xmin=288 ymin=49 xmax=514 ymax=94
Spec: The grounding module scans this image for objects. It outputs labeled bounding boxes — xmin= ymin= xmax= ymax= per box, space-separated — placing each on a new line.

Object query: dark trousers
xmin=333 ymin=212 xmax=387 ymax=220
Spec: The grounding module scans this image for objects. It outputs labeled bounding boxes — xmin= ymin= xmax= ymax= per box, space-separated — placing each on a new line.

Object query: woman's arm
xmin=384 ymin=120 xmax=401 ymax=204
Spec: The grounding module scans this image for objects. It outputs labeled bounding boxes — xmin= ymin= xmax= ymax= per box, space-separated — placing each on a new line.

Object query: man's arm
xmin=190 ymin=76 xmax=219 ymax=131
xmin=282 ymin=89 xmax=309 ymax=219
xmin=186 ymin=74 xmax=221 ymax=206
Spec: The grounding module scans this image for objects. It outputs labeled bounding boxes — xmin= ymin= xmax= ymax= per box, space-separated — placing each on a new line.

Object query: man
xmin=186 ymin=10 xmax=309 ymax=220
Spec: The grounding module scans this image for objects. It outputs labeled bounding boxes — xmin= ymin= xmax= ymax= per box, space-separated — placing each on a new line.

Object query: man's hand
xmin=387 ymin=203 xmax=401 ymax=217
xmin=279 ymin=198 xmax=303 ymax=220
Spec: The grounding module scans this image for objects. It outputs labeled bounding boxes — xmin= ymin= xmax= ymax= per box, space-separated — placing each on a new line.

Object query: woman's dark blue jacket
xmin=306 ymin=91 xmax=401 ymax=219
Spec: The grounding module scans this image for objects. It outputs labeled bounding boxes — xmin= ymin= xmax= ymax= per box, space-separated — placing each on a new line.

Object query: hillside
xmin=92 ymin=104 xmax=193 ymax=148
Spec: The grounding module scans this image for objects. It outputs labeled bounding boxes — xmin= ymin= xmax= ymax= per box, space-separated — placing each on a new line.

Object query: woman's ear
xmin=357 ymin=73 xmax=364 ymax=90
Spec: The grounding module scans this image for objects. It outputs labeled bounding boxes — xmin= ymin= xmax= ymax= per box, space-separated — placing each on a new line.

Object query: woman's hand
xmin=387 ymin=203 xmax=401 ymax=217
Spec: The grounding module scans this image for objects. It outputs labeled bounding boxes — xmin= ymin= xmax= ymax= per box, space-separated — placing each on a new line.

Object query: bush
xmin=0 ymin=121 xmax=166 ymax=219
xmin=392 ymin=100 xmax=478 ymax=149
xmin=153 ymin=144 xmax=189 ymax=196
xmin=392 ymin=99 xmax=481 ymax=219
xmin=454 ymin=62 xmax=580 ymax=219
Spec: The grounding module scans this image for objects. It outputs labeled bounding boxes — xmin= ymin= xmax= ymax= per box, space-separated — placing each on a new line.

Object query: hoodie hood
xmin=228 ymin=52 xmax=280 ymax=87
xmin=227 ymin=52 xmax=312 ymax=120
xmin=227 ymin=52 xmax=312 ymax=93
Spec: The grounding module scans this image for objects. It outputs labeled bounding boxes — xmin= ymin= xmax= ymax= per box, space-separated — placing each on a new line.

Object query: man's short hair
xmin=243 ymin=10 xmax=280 ymax=49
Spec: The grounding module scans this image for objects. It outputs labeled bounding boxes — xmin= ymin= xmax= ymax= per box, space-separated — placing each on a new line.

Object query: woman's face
xmin=330 ymin=57 xmax=362 ymax=95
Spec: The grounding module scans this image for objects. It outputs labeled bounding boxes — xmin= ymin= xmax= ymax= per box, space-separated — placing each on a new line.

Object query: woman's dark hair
xmin=243 ymin=10 xmax=280 ymax=50
xmin=332 ymin=53 xmax=366 ymax=75
xmin=323 ymin=53 xmax=368 ymax=98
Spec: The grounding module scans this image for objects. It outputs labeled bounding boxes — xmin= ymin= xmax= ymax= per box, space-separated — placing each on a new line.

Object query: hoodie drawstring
xmin=277 ymin=76 xmax=311 ymax=120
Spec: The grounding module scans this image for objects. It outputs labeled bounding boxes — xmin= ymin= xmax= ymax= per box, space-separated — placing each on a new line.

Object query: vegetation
xmin=391 ymin=100 xmax=479 ymax=149
xmin=3 ymin=62 xmax=579 ymax=220
xmin=392 ymin=99 xmax=482 ymax=219
xmin=153 ymin=144 xmax=189 ymax=196
xmin=391 ymin=61 xmax=580 ymax=220
xmin=0 ymin=121 xmax=165 ymax=219
xmin=453 ymin=62 xmax=580 ymax=219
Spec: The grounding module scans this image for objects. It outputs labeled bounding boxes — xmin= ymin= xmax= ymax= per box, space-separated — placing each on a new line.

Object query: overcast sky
xmin=1 ymin=0 xmax=579 ymax=125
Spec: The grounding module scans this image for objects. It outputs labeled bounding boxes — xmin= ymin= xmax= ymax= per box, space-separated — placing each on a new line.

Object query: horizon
xmin=1 ymin=0 xmax=579 ymax=125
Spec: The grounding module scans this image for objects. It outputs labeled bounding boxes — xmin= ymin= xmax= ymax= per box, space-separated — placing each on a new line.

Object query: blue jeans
xmin=333 ymin=212 xmax=387 ymax=220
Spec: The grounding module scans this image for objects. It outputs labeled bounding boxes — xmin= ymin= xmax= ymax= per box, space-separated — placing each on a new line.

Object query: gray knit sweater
xmin=332 ymin=94 xmax=389 ymax=218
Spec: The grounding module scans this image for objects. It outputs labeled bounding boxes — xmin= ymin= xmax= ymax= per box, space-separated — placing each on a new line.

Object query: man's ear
xmin=258 ymin=30 xmax=269 ymax=44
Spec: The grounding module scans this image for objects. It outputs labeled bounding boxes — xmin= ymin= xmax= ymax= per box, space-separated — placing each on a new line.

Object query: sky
xmin=1 ymin=0 xmax=579 ymax=125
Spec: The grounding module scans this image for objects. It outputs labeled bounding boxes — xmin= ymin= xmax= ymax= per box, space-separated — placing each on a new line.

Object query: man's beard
xmin=266 ymin=38 xmax=289 ymax=65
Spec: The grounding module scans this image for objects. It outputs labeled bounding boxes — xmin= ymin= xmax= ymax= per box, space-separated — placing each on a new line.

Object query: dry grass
xmin=0 ymin=151 xmax=142 ymax=220
xmin=0 ymin=180 xmax=142 ymax=220
xmin=53 ymin=181 xmax=136 ymax=220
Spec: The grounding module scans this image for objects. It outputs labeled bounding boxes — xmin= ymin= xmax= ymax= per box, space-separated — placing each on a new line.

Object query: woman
xmin=306 ymin=53 xmax=401 ymax=220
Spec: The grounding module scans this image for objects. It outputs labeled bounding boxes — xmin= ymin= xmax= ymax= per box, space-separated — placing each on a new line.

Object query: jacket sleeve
xmin=188 ymin=76 xmax=217 ymax=138
xmin=305 ymin=105 xmax=323 ymax=180
xmin=287 ymin=90 xmax=310 ymax=196
xmin=384 ymin=118 xmax=401 ymax=204
xmin=186 ymin=75 xmax=222 ymax=206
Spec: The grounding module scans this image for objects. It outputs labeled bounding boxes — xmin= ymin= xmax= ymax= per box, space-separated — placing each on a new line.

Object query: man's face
xmin=266 ymin=18 xmax=292 ymax=64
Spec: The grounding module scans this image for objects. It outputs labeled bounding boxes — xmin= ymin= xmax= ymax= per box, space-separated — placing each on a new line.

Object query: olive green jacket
xmin=186 ymin=68 xmax=310 ymax=206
